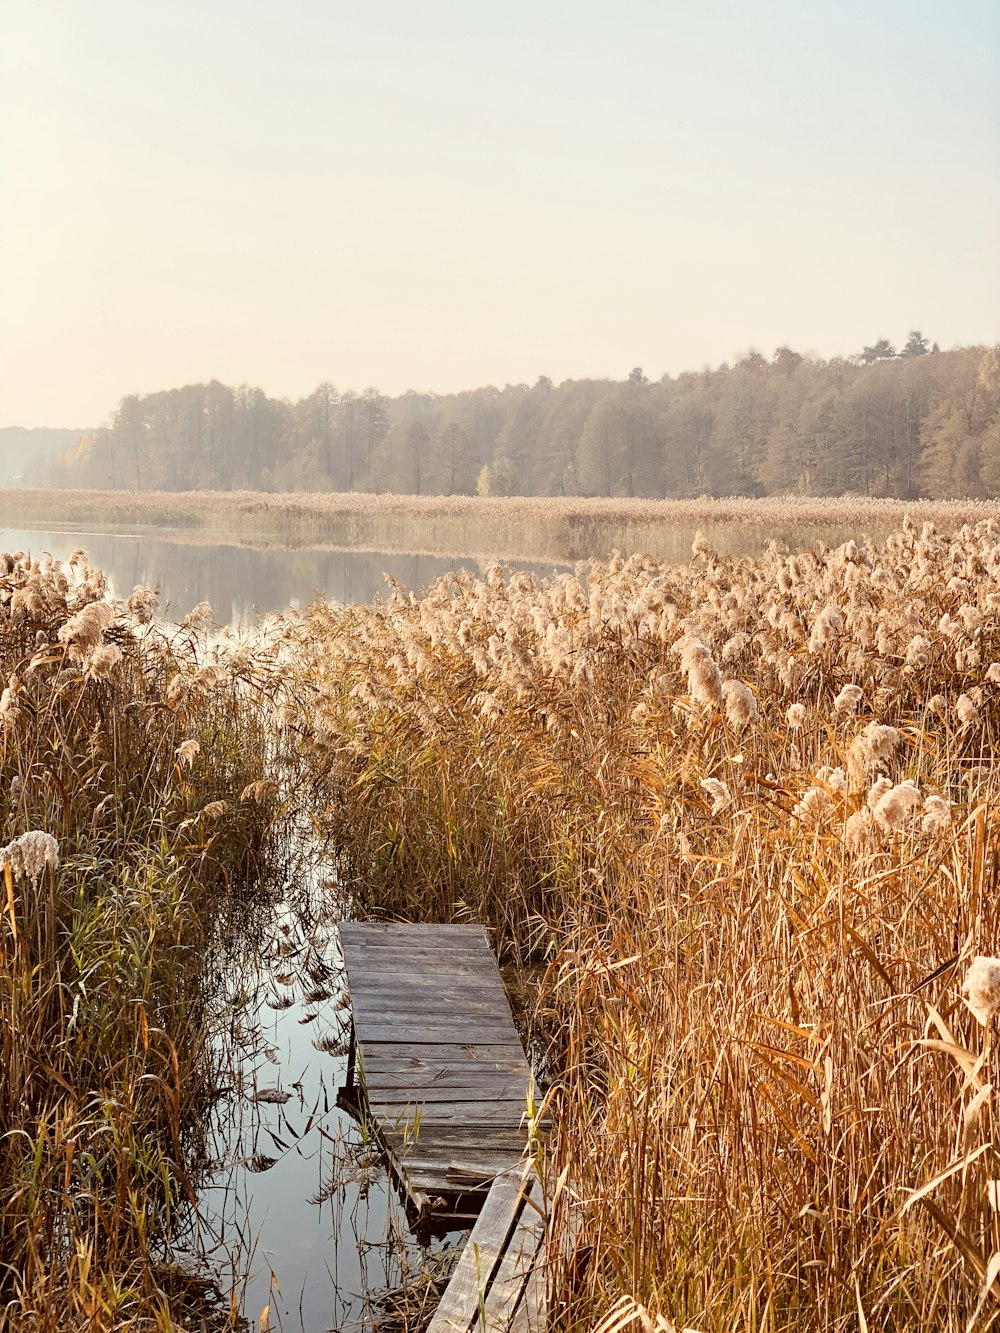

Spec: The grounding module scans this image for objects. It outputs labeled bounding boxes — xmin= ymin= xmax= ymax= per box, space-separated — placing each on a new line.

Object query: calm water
xmin=196 ymin=859 xmax=459 ymax=1332
xmin=0 ymin=522 xmax=570 ymax=618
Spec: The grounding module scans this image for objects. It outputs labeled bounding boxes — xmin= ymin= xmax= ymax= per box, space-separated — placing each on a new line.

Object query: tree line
xmin=51 ymin=335 xmax=1000 ymax=499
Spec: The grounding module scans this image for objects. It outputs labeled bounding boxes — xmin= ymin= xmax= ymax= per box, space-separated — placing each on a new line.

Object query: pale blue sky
xmin=2 ymin=0 xmax=998 ymax=425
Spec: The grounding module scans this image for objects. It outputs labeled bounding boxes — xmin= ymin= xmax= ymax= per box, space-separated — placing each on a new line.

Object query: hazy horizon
xmin=3 ymin=0 xmax=998 ymax=429
xmin=4 ymin=336 xmax=993 ymax=433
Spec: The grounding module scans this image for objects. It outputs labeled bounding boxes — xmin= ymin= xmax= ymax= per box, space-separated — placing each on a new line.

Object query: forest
xmin=48 ymin=335 xmax=1000 ymax=500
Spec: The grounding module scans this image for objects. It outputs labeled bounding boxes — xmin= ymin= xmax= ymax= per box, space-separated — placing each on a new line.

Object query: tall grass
xmin=282 ymin=517 xmax=1000 ymax=1329
xmin=0 ymin=549 xmax=280 ymax=1331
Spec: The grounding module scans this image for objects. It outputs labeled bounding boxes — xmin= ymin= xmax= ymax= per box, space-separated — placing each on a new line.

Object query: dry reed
xmin=0 ymin=547 xmax=281 ymax=1331
xmin=280 ymin=514 xmax=1000 ymax=1330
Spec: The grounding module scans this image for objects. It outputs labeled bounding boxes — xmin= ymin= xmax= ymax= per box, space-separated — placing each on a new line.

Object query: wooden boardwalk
xmin=337 ymin=922 xmax=539 ymax=1221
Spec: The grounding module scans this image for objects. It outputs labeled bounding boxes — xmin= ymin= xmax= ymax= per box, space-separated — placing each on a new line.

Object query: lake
xmin=0 ymin=522 xmax=572 ymax=619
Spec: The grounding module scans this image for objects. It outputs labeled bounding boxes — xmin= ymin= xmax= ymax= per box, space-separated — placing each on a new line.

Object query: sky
xmin=1 ymin=0 xmax=998 ymax=428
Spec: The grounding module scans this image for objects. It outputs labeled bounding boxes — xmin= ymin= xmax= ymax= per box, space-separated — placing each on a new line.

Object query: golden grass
xmin=280 ymin=515 xmax=1000 ymax=1330
xmin=11 ymin=504 xmax=1000 ymax=1329
xmin=0 ymin=550 xmax=281 ymax=1331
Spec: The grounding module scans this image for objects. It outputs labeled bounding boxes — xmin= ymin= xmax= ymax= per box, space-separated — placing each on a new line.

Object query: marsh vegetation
xmin=7 ymin=501 xmax=1000 ymax=1330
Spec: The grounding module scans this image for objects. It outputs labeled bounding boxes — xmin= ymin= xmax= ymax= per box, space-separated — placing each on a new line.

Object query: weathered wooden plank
xmin=481 ymin=1199 xmax=545 ymax=1331
xmin=363 ymin=1067 xmax=527 ymax=1088
xmin=426 ymin=1170 xmax=526 ymax=1333
xmin=384 ymin=1127 xmax=522 ymax=1150
xmin=350 ymin=993 xmax=508 ymax=1012
xmin=355 ymin=1021 xmax=515 ymax=1045
xmin=347 ymin=977 xmax=512 ymax=1001
xmin=350 ymin=968 xmax=499 ymax=991
xmin=340 ymin=924 xmax=487 ymax=941
xmin=386 ymin=1145 xmax=525 ymax=1167
xmin=339 ymin=920 xmax=541 ymax=1247
xmin=427 ymin=1166 xmax=543 ymax=1333
xmin=362 ymin=1067 xmax=533 ymax=1090
xmin=360 ymin=1043 xmax=526 ymax=1065
xmin=407 ymin=1163 xmax=525 ymax=1191
xmin=341 ymin=935 xmax=492 ymax=957
xmin=398 ymin=1149 xmax=527 ymax=1175
xmin=364 ymin=1081 xmax=531 ymax=1102
xmin=352 ymin=997 xmax=515 ymax=1022
xmin=507 ymin=1259 xmax=546 ymax=1333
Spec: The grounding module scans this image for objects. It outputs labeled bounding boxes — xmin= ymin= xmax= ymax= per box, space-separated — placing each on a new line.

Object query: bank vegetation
xmin=9 ymin=505 xmax=1000 ymax=1330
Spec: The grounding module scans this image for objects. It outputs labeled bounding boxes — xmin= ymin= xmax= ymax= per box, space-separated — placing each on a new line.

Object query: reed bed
xmin=0 ymin=549 xmax=282 ymax=1331
xmin=7 ymin=487 xmax=1000 ymax=564
xmin=282 ymin=514 xmax=1000 ymax=1330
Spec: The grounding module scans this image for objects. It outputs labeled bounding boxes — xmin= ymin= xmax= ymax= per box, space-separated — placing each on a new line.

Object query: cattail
xmin=815 ymin=765 xmax=848 ymax=793
xmin=792 ymin=786 xmax=833 ymax=827
xmin=986 ymin=663 xmax=1000 ymax=684
xmin=676 ymin=636 xmax=723 ymax=708
xmin=939 ymin=613 xmax=959 ymax=639
xmin=57 ymin=601 xmax=113 ymax=663
xmin=844 ymin=808 xmax=875 ymax=851
xmin=867 ymin=776 xmax=894 ymax=809
xmin=872 ymin=780 xmax=922 ymax=833
xmin=921 ymin=795 xmax=952 ymax=837
xmin=473 ymin=691 xmax=503 ymax=721
xmin=192 ymin=664 xmax=231 ymax=692
xmin=926 ymin=694 xmax=947 ymax=716
xmin=183 ymin=601 xmax=214 ymax=629
xmin=834 ymin=684 xmax=864 ymax=714
xmin=721 ymin=632 xmax=750 ymax=662
xmin=126 ymin=585 xmax=158 ymax=624
xmin=175 ymin=739 xmax=200 ymax=769
xmin=0 ymin=830 xmax=60 ymax=886
xmin=166 ymin=675 xmax=190 ymax=707
xmin=700 ymin=778 xmax=732 ymax=814
xmin=240 ymin=779 xmax=278 ymax=803
xmin=905 ymin=635 xmax=931 ymax=668
xmin=0 ymin=680 xmax=21 ymax=734
xmin=722 ymin=679 xmax=758 ymax=728
xmin=956 ymin=693 xmax=980 ymax=726
xmin=963 ymin=957 xmax=1000 ymax=1026
xmin=808 ymin=606 xmax=843 ymax=654
xmin=691 ymin=530 xmax=713 ymax=560
xmin=849 ymin=722 xmax=900 ymax=776
xmin=786 ymin=703 xmax=807 ymax=728
xmin=86 ymin=643 xmax=122 ymax=680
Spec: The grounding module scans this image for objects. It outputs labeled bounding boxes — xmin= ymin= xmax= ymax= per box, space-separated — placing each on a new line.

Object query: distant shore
xmin=3 ymin=487 xmax=997 ymax=564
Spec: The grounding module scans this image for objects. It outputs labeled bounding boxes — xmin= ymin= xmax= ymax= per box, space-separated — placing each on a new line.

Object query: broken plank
xmin=427 ymin=1166 xmax=539 ymax=1333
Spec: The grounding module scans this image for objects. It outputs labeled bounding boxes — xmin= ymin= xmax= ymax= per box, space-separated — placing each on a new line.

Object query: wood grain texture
xmin=427 ymin=1165 xmax=546 ymax=1333
xmin=338 ymin=922 xmax=539 ymax=1213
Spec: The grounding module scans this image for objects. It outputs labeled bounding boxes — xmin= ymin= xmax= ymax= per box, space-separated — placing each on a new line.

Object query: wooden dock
xmin=337 ymin=922 xmax=539 ymax=1221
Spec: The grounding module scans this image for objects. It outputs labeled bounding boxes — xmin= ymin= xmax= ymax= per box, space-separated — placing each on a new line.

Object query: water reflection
xmin=0 ymin=525 xmax=570 ymax=620
xmin=200 ymin=859 xmax=461 ymax=1332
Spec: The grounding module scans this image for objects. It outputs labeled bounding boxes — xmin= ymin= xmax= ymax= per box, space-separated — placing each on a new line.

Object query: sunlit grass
xmin=10 ymin=509 xmax=1000 ymax=1330
xmin=0 ymin=548 xmax=281 ymax=1331
xmin=282 ymin=514 xmax=1000 ymax=1330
